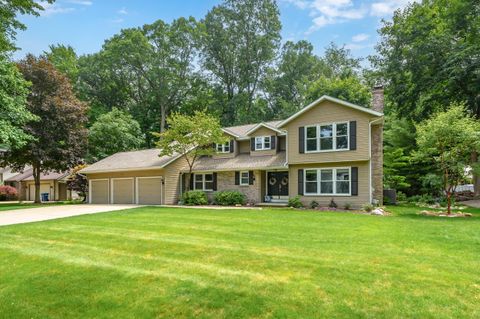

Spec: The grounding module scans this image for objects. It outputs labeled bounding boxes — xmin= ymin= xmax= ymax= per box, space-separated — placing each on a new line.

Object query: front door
xmin=267 ymin=171 xmax=289 ymax=199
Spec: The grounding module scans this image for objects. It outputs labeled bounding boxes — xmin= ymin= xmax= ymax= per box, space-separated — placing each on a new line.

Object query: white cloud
xmin=305 ymin=0 xmax=367 ymax=34
xmin=352 ymin=33 xmax=370 ymax=42
xmin=118 ymin=7 xmax=128 ymax=15
xmin=370 ymin=0 xmax=418 ymax=17
xmin=344 ymin=42 xmax=374 ymax=50
xmin=38 ymin=2 xmax=75 ymax=16
xmin=282 ymin=0 xmax=309 ymax=9
xmin=66 ymin=0 xmax=93 ymax=5
xmin=110 ymin=18 xmax=124 ymax=24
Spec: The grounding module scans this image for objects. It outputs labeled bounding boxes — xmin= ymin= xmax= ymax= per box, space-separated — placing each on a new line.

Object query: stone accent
xmin=371 ymin=124 xmax=383 ymax=204
xmin=372 ymin=85 xmax=384 ymax=113
xmin=213 ymin=170 xmax=262 ymax=204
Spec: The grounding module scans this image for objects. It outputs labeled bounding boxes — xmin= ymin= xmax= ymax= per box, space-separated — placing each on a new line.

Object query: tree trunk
xmin=446 ymin=191 xmax=452 ymax=215
xmin=160 ymin=105 xmax=166 ymax=133
xmin=33 ymin=163 xmax=41 ymax=204
xmin=472 ymin=151 xmax=480 ymax=196
xmin=185 ymin=170 xmax=193 ymax=192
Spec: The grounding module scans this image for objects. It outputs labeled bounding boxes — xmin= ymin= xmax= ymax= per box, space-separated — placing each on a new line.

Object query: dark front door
xmin=267 ymin=171 xmax=289 ymax=198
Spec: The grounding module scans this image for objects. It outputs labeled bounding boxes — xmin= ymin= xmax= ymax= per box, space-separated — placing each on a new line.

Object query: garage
xmin=90 ymin=179 xmax=109 ymax=204
xmin=136 ymin=177 xmax=162 ymax=205
xmin=28 ymin=183 xmax=51 ymax=201
xmin=111 ymin=178 xmax=134 ymax=204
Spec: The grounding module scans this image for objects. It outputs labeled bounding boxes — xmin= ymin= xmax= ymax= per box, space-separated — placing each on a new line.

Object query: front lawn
xmin=0 ymin=206 xmax=478 ymax=318
xmin=0 ymin=201 xmax=74 ymax=212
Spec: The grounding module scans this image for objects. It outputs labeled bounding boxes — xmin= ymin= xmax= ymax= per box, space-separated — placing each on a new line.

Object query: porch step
xmin=256 ymin=202 xmax=289 ymax=207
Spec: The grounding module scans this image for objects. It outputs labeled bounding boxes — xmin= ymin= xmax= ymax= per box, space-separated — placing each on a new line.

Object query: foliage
xmin=214 ymin=190 xmax=246 ymax=206
xmin=407 ymin=194 xmax=436 ymax=205
xmin=415 ymin=103 xmax=480 ymax=213
xmin=66 ymin=164 xmax=89 ymax=202
xmin=362 ymin=203 xmax=374 ymax=212
xmin=306 ymin=76 xmax=371 ymax=108
xmin=155 ymin=111 xmax=227 ymax=191
xmin=343 ymin=202 xmax=352 ymax=210
xmin=182 ymin=190 xmax=208 ymax=206
xmin=309 ymin=200 xmax=319 ymax=209
xmin=88 ymin=108 xmax=143 ymax=162
xmin=420 ymin=173 xmax=443 ymax=196
xmin=288 ymin=195 xmax=303 ymax=208
xmin=396 ymin=191 xmax=407 ymax=202
xmin=3 ymin=55 xmax=88 ymax=203
xmin=0 ymin=56 xmax=36 ymax=149
xmin=0 ymin=185 xmax=17 ymax=201
xmin=43 ymin=44 xmax=79 ymax=83
xmin=328 ymin=198 xmax=338 ymax=209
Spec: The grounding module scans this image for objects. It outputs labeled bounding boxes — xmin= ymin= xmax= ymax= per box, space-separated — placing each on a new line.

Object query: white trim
xmin=136 ymin=176 xmax=163 ymax=205
xmin=110 ymin=177 xmax=134 ymax=204
xmin=186 ymin=166 xmax=288 ymax=173
xmin=222 ymin=128 xmax=241 ymax=138
xmin=254 ymin=136 xmax=271 ymax=151
xmin=89 ymin=178 xmax=109 ymax=204
xmin=215 ymin=142 xmax=231 ymax=153
xmin=193 ymin=173 xmax=214 ymax=192
xmin=239 ymin=171 xmax=250 ymax=186
xmin=245 ymin=122 xmax=285 ymax=135
xmin=303 ymin=167 xmax=352 ymax=196
xmin=279 ymin=95 xmax=383 ymax=128
xmin=304 ymin=121 xmax=350 ymax=153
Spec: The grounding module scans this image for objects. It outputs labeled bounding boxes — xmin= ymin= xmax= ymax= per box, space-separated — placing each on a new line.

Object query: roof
xmin=79 ymin=148 xmax=181 ymax=174
xmin=223 ymin=120 xmax=283 ymax=139
xmin=4 ymin=168 xmax=33 ymax=182
xmin=279 ymin=95 xmax=383 ymax=127
xmin=190 ymin=151 xmax=287 ymax=172
xmin=23 ymin=171 xmax=70 ymax=181
xmin=244 ymin=122 xmax=285 ymax=136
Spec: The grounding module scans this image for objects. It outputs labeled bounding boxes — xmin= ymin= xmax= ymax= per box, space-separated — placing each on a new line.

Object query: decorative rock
xmin=371 ymin=208 xmax=384 ymax=216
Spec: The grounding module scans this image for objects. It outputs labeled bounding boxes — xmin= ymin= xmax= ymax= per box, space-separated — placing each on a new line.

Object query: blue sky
xmin=14 ymin=0 xmax=415 ymax=61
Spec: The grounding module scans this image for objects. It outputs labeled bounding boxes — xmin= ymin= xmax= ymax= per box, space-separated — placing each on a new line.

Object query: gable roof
xmin=279 ymin=95 xmax=383 ymax=127
xmin=222 ymin=120 xmax=283 ymax=139
xmin=23 ymin=171 xmax=70 ymax=181
xmin=244 ymin=122 xmax=285 ymax=136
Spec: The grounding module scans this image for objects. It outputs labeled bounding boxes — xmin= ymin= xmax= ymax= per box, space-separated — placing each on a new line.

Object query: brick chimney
xmin=371 ymin=84 xmax=384 ymax=205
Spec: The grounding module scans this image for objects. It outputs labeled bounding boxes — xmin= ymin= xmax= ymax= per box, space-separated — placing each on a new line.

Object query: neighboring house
xmin=2 ymin=167 xmax=77 ymax=201
xmin=80 ymin=87 xmax=384 ymax=208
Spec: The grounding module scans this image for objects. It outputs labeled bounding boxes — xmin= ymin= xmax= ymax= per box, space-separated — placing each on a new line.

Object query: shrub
xmin=362 ymin=203 xmax=374 ymax=212
xmin=328 ymin=198 xmax=337 ymax=208
xmin=309 ymin=200 xmax=319 ymax=209
xmin=343 ymin=202 xmax=351 ymax=210
xmin=396 ymin=191 xmax=407 ymax=202
xmin=214 ymin=190 xmax=246 ymax=206
xmin=182 ymin=190 xmax=207 ymax=206
xmin=0 ymin=185 xmax=17 ymax=201
xmin=288 ymin=195 xmax=304 ymax=208
xmin=407 ymin=194 xmax=435 ymax=205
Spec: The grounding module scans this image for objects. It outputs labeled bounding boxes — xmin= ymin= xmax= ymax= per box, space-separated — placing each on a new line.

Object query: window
xmin=304 ymin=168 xmax=351 ymax=195
xmin=216 ymin=142 xmax=230 ymax=153
xmin=254 ymin=136 xmax=271 ymax=150
xmin=305 ymin=122 xmax=349 ymax=152
xmin=194 ymin=173 xmax=214 ymax=191
xmin=240 ymin=171 xmax=249 ymax=185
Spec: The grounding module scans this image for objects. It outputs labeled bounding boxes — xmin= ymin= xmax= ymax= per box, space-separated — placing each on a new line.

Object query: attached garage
xmin=111 ymin=178 xmax=134 ymax=204
xmin=136 ymin=177 xmax=162 ymax=205
xmin=90 ymin=179 xmax=109 ymax=204
xmin=28 ymin=183 xmax=51 ymax=201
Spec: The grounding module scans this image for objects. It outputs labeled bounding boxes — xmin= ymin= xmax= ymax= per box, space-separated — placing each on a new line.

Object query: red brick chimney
xmin=371 ymin=84 xmax=384 ymax=205
xmin=372 ymin=84 xmax=384 ymax=113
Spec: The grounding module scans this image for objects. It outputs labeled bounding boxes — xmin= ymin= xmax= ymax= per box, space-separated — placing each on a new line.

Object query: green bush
xmin=328 ymin=198 xmax=337 ymax=208
xmin=362 ymin=203 xmax=374 ymax=212
xmin=288 ymin=195 xmax=304 ymax=208
xmin=396 ymin=191 xmax=407 ymax=202
xmin=407 ymin=194 xmax=435 ymax=205
xmin=343 ymin=202 xmax=351 ymax=210
xmin=182 ymin=190 xmax=208 ymax=206
xmin=214 ymin=190 xmax=246 ymax=206
xmin=309 ymin=200 xmax=319 ymax=209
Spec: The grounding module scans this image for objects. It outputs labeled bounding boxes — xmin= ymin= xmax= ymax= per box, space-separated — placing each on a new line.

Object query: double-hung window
xmin=194 ymin=173 xmax=213 ymax=191
xmin=240 ymin=171 xmax=249 ymax=185
xmin=305 ymin=122 xmax=349 ymax=152
xmin=255 ymin=136 xmax=271 ymax=150
xmin=304 ymin=168 xmax=351 ymax=195
xmin=216 ymin=142 xmax=230 ymax=153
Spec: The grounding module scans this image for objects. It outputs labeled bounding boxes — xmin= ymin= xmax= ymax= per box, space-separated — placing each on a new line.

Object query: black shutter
xmin=235 ymin=171 xmax=240 ymax=185
xmin=271 ymin=135 xmax=276 ymax=150
xmin=299 ymin=127 xmax=305 ymax=154
xmin=230 ymin=139 xmax=234 ymax=153
xmin=249 ymin=171 xmax=254 ymax=185
xmin=250 ymin=137 xmax=255 ymax=151
xmin=212 ymin=143 xmax=216 ymax=151
xmin=181 ymin=173 xmax=186 ymax=193
xmin=213 ymin=172 xmax=217 ymax=191
xmin=349 ymin=121 xmax=357 ymax=150
xmin=298 ymin=169 xmax=304 ymax=195
xmin=189 ymin=173 xmax=194 ymax=190
xmin=351 ymin=167 xmax=358 ymax=196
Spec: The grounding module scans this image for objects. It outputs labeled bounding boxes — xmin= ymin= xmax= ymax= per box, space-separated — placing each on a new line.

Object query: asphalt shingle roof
xmin=191 ymin=151 xmax=287 ymax=172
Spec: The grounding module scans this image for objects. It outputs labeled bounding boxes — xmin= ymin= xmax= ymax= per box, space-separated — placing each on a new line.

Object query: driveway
xmin=459 ymin=200 xmax=480 ymax=208
xmin=0 ymin=204 xmax=139 ymax=226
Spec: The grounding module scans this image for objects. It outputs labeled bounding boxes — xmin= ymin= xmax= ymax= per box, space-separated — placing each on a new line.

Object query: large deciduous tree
xmin=43 ymin=44 xmax=79 ymax=84
xmin=3 ymin=55 xmax=87 ymax=203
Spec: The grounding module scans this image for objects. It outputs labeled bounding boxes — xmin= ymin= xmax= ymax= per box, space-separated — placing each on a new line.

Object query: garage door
xmin=29 ymin=184 xmax=51 ymax=201
xmin=137 ymin=177 xmax=162 ymax=205
xmin=112 ymin=178 xmax=134 ymax=204
xmin=90 ymin=179 xmax=109 ymax=204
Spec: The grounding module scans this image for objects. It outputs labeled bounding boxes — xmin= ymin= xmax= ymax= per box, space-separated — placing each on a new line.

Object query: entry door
xmin=267 ymin=172 xmax=289 ymax=198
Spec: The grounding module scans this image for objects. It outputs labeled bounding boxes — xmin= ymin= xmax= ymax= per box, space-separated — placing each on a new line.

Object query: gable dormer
xmin=212 ymin=129 xmax=239 ymax=159
xmin=246 ymin=123 xmax=285 ymax=156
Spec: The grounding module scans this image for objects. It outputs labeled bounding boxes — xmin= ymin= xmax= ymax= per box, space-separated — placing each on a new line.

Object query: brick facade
xmin=208 ymin=170 xmax=262 ymax=204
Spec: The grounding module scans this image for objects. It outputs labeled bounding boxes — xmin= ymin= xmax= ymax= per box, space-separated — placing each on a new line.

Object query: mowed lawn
xmin=0 ymin=206 xmax=479 ymax=318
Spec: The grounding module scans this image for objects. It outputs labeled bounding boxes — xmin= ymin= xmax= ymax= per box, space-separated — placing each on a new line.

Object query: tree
xmin=3 ymin=55 xmax=88 ymax=203
xmin=0 ymin=57 xmax=36 ymax=148
xmin=43 ymin=44 xmax=79 ymax=84
xmin=199 ymin=0 xmax=281 ymax=125
xmin=415 ymin=103 xmax=480 ymax=214
xmin=0 ymin=0 xmax=52 ymax=53
xmin=306 ymin=76 xmax=371 ymax=108
xmin=155 ymin=111 xmax=227 ymax=191
xmin=322 ymin=43 xmax=362 ymax=79
xmin=88 ymin=108 xmax=144 ymax=162
xmin=66 ymin=164 xmax=88 ymax=202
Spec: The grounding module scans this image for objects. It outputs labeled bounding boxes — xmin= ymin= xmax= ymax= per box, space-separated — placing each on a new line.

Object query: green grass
xmin=0 ymin=205 xmax=479 ymax=318
xmin=0 ymin=201 xmax=74 ymax=212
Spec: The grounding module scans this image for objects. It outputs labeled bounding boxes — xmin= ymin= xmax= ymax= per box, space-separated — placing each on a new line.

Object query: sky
xmin=14 ymin=0 xmax=416 ymax=61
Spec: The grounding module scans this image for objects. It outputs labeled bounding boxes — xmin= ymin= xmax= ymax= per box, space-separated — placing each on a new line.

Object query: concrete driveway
xmin=0 ymin=204 xmax=139 ymax=226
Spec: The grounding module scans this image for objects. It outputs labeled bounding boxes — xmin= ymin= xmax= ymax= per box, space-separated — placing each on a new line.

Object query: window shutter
xmin=298 ymin=169 xmax=304 ymax=195
xmin=249 ymin=171 xmax=254 ymax=185
xmin=212 ymin=143 xmax=216 ymax=151
xmin=250 ymin=137 xmax=255 ymax=151
xmin=213 ymin=172 xmax=217 ymax=191
xmin=271 ymin=135 xmax=276 ymax=150
xmin=230 ymin=139 xmax=234 ymax=153
xmin=299 ymin=127 xmax=305 ymax=154
xmin=181 ymin=174 xmax=186 ymax=193
xmin=235 ymin=171 xmax=240 ymax=185
xmin=351 ymin=167 xmax=358 ymax=196
xmin=189 ymin=173 xmax=194 ymax=190
xmin=349 ymin=121 xmax=357 ymax=150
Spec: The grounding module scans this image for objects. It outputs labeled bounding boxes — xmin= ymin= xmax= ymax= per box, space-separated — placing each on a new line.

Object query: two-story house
xmin=80 ymin=87 xmax=384 ymax=208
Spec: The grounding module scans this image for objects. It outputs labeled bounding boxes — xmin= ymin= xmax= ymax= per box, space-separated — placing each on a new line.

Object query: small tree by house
xmin=66 ymin=164 xmax=89 ymax=202
xmin=154 ymin=111 xmax=227 ymax=192
xmin=415 ymin=103 xmax=480 ymax=214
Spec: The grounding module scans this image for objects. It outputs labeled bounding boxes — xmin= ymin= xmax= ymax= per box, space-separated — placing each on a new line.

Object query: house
xmin=80 ymin=87 xmax=384 ymax=208
xmin=2 ymin=167 xmax=77 ymax=201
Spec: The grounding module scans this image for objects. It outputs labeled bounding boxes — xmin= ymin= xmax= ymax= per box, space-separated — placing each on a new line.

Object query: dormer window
xmin=216 ymin=142 xmax=230 ymax=153
xmin=305 ymin=122 xmax=349 ymax=152
xmin=255 ymin=136 xmax=271 ymax=150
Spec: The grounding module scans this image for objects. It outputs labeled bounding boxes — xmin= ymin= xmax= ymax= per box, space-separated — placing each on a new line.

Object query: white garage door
xmin=137 ymin=177 xmax=162 ymax=205
xmin=90 ymin=179 xmax=109 ymax=204
xmin=112 ymin=178 xmax=134 ymax=204
xmin=29 ymin=184 xmax=51 ymax=201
